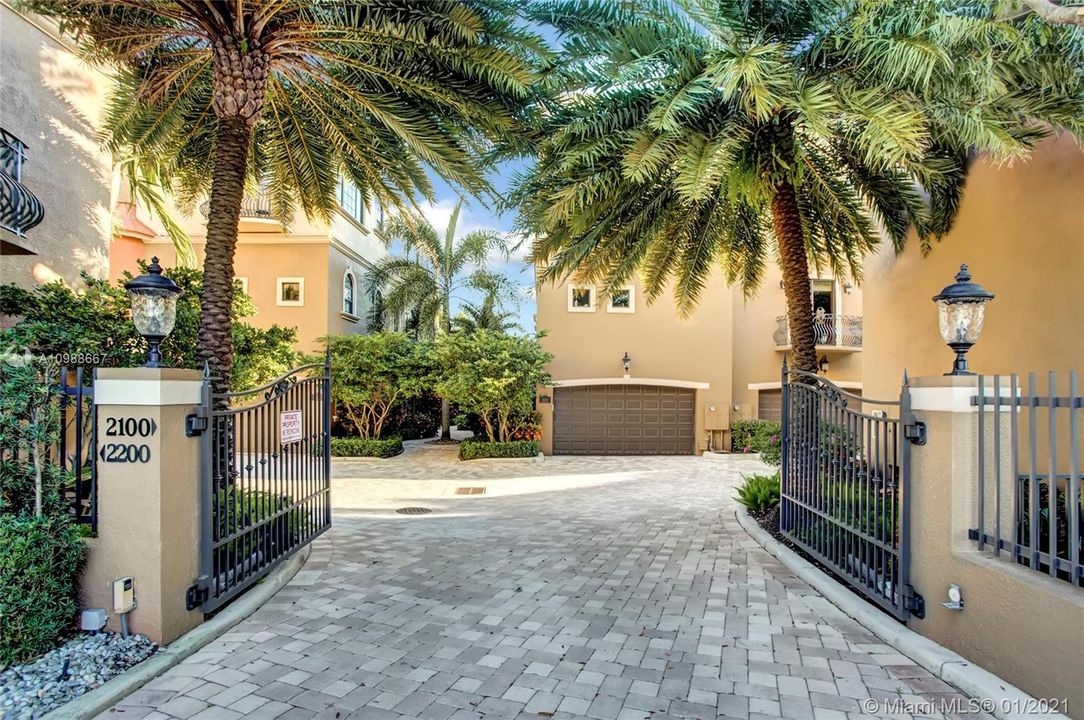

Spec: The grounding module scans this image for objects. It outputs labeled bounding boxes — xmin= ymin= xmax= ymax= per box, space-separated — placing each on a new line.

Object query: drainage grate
xmin=395 ymin=507 xmax=432 ymax=515
xmin=455 ymin=487 xmax=486 ymax=496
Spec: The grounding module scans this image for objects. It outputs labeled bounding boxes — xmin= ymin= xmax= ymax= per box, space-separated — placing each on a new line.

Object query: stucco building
xmin=535 ymin=264 xmax=865 ymax=455
xmin=535 ymin=134 xmax=1083 ymax=457
xmin=1 ymin=2 xmax=384 ymax=354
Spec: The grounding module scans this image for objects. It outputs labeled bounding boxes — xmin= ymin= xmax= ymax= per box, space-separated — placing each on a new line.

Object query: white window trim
xmin=567 ymin=284 xmax=596 ymax=313
xmin=235 ymin=276 xmax=249 ymax=295
xmin=342 ymin=269 xmax=357 ymax=316
xmin=606 ymin=285 xmax=636 ymax=314
xmin=276 ymin=277 xmax=305 ymax=307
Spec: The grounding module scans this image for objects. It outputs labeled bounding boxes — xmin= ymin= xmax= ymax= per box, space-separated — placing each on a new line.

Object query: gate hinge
xmin=903 ymin=420 xmax=927 ymax=446
xmin=185 ymin=575 xmax=210 ymax=611
xmin=903 ymin=584 xmax=925 ymax=619
xmin=185 ymin=411 xmax=208 ymax=437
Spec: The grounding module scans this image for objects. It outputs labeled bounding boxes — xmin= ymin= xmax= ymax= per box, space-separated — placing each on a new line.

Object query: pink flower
xmin=743 ymin=446 xmax=752 ymax=453
xmin=769 ymin=435 xmax=778 ymax=444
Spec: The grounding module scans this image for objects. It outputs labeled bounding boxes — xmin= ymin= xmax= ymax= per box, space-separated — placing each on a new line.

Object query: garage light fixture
xmin=622 ymin=352 xmax=631 ymax=376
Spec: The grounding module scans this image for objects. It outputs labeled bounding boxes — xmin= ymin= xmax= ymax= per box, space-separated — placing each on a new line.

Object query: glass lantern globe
xmin=931 ymin=264 xmax=994 ymax=376
xmin=124 ymin=257 xmax=182 ymax=367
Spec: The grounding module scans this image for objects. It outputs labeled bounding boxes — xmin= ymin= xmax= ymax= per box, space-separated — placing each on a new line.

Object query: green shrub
xmin=214 ymin=488 xmax=307 ymax=560
xmin=382 ymin=392 xmax=442 ymax=440
xmin=0 ymin=515 xmax=85 ymax=664
xmin=331 ymin=436 xmax=403 ymax=458
xmin=732 ymin=419 xmax=781 ymax=466
xmin=458 ymin=439 xmax=539 ymax=461
xmin=734 ymin=473 xmax=781 ymax=513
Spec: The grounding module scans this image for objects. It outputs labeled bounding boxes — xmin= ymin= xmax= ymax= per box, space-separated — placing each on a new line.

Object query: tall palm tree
xmin=453 ymin=295 xmax=521 ymax=334
xmin=23 ymin=0 xmax=544 ymax=390
xmin=370 ymin=199 xmax=515 ymax=439
xmin=515 ymin=0 xmax=1083 ymax=373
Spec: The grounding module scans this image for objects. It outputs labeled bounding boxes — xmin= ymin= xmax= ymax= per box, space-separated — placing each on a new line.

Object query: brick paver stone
xmin=101 ymin=446 xmax=983 ymax=720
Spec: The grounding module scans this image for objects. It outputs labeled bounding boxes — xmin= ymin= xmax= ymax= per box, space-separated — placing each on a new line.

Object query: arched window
xmin=343 ymin=270 xmax=356 ymax=316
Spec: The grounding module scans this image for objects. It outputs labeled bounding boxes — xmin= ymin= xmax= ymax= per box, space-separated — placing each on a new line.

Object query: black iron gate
xmin=779 ymin=360 xmax=926 ymax=620
xmin=187 ymin=356 xmax=332 ymax=613
xmin=56 ymin=366 xmax=98 ymax=530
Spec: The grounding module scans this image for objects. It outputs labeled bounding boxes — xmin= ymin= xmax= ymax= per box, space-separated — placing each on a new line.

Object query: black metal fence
xmin=971 ymin=372 xmax=1082 ymax=587
xmin=780 ymin=362 xmax=925 ymax=620
xmin=187 ymin=357 xmax=332 ymax=613
xmin=56 ymin=366 xmax=97 ymax=529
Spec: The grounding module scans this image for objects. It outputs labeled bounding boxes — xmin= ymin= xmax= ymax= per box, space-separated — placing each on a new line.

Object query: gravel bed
xmin=0 ymin=633 xmax=158 ymax=719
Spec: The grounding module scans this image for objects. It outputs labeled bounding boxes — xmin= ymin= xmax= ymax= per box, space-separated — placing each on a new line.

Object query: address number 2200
xmin=99 ymin=443 xmax=151 ymax=464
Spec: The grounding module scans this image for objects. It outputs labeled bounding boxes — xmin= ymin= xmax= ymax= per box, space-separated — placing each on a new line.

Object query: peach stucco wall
xmin=862 ymin=135 xmax=1084 ymax=399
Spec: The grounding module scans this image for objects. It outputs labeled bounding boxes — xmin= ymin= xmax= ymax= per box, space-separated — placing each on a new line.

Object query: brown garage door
xmin=552 ymin=385 xmax=695 ymax=455
xmin=758 ymin=390 xmax=781 ymax=422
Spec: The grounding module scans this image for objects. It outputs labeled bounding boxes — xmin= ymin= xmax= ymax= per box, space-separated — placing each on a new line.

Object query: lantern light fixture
xmin=932 ymin=264 xmax=994 ymax=376
xmin=124 ymin=257 xmax=182 ymax=368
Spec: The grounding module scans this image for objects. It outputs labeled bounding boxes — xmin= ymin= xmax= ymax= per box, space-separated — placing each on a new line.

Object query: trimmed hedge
xmin=459 ymin=440 xmax=539 ymax=461
xmin=331 ymin=436 xmax=403 ymax=458
xmin=732 ymin=419 xmax=781 ymax=466
xmin=0 ymin=515 xmax=85 ymax=664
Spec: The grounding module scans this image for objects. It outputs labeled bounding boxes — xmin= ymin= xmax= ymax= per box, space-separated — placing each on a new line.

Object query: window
xmin=235 ymin=277 xmax=249 ymax=295
xmin=567 ymin=285 xmax=595 ymax=312
xmin=337 ymin=176 xmax=364 ymax=225
xmin=276 ymin=277 xmax=304 ymax=306
xmin=607 ymin=286 xmax=635 ymax=313
xmin=343 ymin=270 xmax=356 ymax=316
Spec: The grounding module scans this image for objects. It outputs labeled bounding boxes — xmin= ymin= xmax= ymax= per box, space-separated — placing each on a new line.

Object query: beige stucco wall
xmin=908 ymin=377 xmax=1084 ymax=711
xmin=0 ymin=3 xmax=114 ymax=287
xmin=536 ymin=272 xmax=735 ymax=453
xmin=730 ymin=264 xmax=865 ymax=421
xmin=863 ymin=135 xmax=1084 ymax=400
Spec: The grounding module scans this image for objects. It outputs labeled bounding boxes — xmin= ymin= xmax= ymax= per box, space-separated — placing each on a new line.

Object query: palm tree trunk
xmin=772 ymin=181 xmax=818 ymax=374
xmin=440 ymin=301 xmax=452 ymax=441
xmin=198 ymin=115 xmax=251 ymax=394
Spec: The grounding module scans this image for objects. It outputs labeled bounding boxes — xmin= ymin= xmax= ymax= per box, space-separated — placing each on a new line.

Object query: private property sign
xmin=280 ymin=410 xmax=303 ymax=444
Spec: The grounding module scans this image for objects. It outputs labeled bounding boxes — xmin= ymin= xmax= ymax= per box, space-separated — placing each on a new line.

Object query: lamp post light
xmin=124 ymin=257 xmax=182 ymax=368
xmin=622 ymin=351 xmax=631 ymax=377
xmin=932 ymin=264 xmax=994 ymax=376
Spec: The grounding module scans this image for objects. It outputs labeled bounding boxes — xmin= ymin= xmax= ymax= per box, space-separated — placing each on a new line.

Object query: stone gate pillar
xmin=82 ymin=367 xmax=204 ymax=644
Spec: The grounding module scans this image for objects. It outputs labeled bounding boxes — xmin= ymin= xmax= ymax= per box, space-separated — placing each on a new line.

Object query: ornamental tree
xmin=433 ymin=331 xmax=551 ymax=442
xmin=326 ymin=333 xmax=434 ymax=439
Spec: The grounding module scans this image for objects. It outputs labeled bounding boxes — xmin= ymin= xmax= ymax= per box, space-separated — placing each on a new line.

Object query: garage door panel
xmin=553 ymin=384 xmax=695 ymax=455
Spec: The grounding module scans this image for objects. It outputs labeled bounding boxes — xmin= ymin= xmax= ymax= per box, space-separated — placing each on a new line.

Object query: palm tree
xmin=369 ymin=199 xmax=515 ymax=439
xmin=453 ymin=295 xmax=521 ymax=334
xmin=515 ymin=0 xmax=1083 ymax=373
xmin=23 ymin=0 xmax=544 ymax=391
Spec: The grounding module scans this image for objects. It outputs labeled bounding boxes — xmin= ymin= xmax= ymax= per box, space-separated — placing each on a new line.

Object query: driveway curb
xmin=41 ymin=544 xmax=312 ymax=720
xmin=733 ymin=510 xmax=1066 ymax=720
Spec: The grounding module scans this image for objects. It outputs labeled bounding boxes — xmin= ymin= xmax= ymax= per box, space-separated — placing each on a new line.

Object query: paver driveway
xmin=105 ymin=442 xmax=977 ymax=720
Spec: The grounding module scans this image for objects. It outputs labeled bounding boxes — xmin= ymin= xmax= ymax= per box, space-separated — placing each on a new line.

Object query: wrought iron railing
xmin=780 ymin=362 xmax=926 ymax=620
xmin=199 ymin=191 xmax=275 ymax=220
xmin=774 ymin=314 xmax=863 ymax=349
xmin=971 ymin=372 xmax=1082 ymax=587
xmin=1 ymin=129 xmax=45 ymax=237
xmin=56 ymin=367 xmax=97 ymax=530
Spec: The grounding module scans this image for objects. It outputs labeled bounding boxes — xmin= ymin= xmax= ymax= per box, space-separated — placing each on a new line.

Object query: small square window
xmin=277 ymin=277 xmax=304 ymax=306
xmin=568 ymin=285 xmax=595 ymax=312
xmin=608 ymin=286 xmax=635 ymax=313
xmin=235 ymin=277 xmax=249 ymax=295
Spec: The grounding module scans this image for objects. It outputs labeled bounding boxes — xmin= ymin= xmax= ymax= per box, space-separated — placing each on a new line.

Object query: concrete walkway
xmin=103 ymin=442 xmax=979 ymax=720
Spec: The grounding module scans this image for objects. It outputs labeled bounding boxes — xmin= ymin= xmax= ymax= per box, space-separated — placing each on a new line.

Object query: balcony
xmin=773 ymin=313 xmax=862 ymax=352
xmin=199 ymin=192 xmax=276 ymax=221
xmin=1 ymin=129 xmax=45 ymax=250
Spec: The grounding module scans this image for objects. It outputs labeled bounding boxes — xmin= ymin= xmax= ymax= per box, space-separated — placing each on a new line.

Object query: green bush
xmin=214 ymin=488 xmax=306 ymax=560
xmin=732 ymin=419 xmax=781 ymax=466
xmin=331 ymin=436 xmax=403 ymax=458
xmin=382 ymin=392 xmax=442 ymax=440
xmin=458 ymin=439 xmax=539 ymax=461
xmin=734 ymin=473 xmax=781 ymax=513
xmin=0 ymin=515 xmax=85 ymax=664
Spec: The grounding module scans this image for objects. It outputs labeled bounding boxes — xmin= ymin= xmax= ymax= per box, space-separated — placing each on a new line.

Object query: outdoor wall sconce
xmin=818 ymin=355 xmax=829 ymax=374
xmin=622 ymin=352 xmax=631 ymax=375
xmin=538 ymin=394 xmax=551 ymax=404
xmin=932 ymin=264 xmax=994 ymax=376
xmin=843 ymin=282 xmax=853 ymax=294
xmin=125 ymin=257 xmax=181 ymax=368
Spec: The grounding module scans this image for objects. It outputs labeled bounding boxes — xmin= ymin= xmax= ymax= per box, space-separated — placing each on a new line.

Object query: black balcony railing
xmin=1 ymin=129 xmax=45 ymax=238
